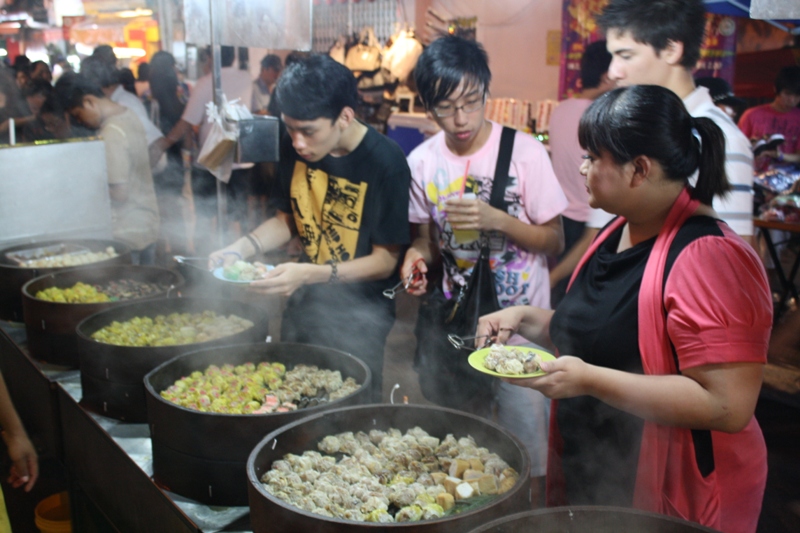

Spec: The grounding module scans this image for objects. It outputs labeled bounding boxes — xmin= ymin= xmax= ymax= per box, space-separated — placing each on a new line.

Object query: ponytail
xmin=579 ymin=86 xmax=733 ymax=207
xmin=691 ymin=116 xmax=730 ymax=206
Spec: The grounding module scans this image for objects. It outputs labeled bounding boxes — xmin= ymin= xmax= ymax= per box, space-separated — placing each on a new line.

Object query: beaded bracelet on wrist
xmin=328 ymin=261 xmax=339 ymax=283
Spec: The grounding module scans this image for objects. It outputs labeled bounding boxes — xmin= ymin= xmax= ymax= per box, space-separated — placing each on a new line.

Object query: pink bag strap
xmin=638 ymin=187 xmax=699 ymax=375
xmin=633 ymin=187 xmax=700 ymax=512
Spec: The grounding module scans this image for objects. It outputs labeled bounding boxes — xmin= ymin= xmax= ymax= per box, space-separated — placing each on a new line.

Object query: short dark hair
xmin=137 ymin=62 xmax=150 ymax=81
xmin=31 ymin=60 xmax=50 ymax=74
xmin=274 ymin=54 xmax=357 ymax=121
xmin=775 ymin=66 xmax=800 ymax=95
xmin=40 ymin=92 xmax=66 ymax=117
xmin=581 ymin=40 xmax=612 ymax=89
xmin=414 ymin=36 xmax=491 ymax=110
xmin=579 ymin=85 xmax=728 ymax=206
xmin=13 ymin=55 xmax=31 ymax=73
xmin=54 ymin=72 xmax=105 ymax=110
xmin=285 ymin=51 xmax=310 ymax=68
xmin=597 ymin=0 xmax=706 ymax=69
xmin=260 ymin=54 xmax=282 ymax=71
xmin=80 ymin=56 xmax=117 ymax=88
xmin=23 ymin=79 xmax=54 ymax=98
xmin=92 ymin=45 xmax=117 ymax=68
xmin=118 ymin=67 xmax=136 ymax=94
xmin=221 ymin=46 xmax=236 ymax=68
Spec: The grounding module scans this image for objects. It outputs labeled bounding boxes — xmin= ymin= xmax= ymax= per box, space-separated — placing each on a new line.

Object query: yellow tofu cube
xmin=436 ymin=492 xmax=455 ymax=511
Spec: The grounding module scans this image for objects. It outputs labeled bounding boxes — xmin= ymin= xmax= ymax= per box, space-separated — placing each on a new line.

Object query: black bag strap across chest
xmin=488 ymin=126 xmax=516 ymax=211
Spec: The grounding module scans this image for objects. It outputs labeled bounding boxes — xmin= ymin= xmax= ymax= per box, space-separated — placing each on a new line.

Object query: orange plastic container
xmin=34 ymin=492 xmax=71 ymax=533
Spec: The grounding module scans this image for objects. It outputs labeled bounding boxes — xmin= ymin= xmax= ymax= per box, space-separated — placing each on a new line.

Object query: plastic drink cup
xmin=452 ymin=193 xmax=480 ymax=244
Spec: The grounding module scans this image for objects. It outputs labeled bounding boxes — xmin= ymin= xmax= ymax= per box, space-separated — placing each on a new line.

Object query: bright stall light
xmin=26 ymin=51 xmax=50 ymax=63
xmin=112 ymin=47 xmax=146 ymax=59
xmin=116 ymin=8 xmax=153 ymax=18
xmin=67 ymin=55 xmax=81 ymax=71
xmin=0 ymin=49 xmax=7 ymax=57
xmin=74 ymin=42 xmax=94 ymax=56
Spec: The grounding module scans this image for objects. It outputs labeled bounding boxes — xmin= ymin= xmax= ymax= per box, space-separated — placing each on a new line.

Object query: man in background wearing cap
xmin=695 ymin=76 xmax=745 ymax=122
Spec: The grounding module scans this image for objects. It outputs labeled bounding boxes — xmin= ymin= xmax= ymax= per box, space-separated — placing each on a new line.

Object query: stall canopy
xmin=704 ymin=0 xmax=800 ymax=34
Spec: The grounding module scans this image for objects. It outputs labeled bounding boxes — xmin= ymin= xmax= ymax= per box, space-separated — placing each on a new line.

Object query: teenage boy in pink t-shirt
xmin=738 ymin=65 xmax=800 ymax=167
xmin=399 ymin=35 xmax=567 ymax=502
xmin=401 ymin=37 xmax=566 ymax=310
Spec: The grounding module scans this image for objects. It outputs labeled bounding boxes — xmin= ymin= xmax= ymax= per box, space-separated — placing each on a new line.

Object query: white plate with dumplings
xmin=212 ymin=261 xmax=274 ymax=284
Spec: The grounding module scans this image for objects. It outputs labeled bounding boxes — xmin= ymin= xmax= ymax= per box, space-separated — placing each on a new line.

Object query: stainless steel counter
xmin=0 ymin=320 xmax=253 ymax=533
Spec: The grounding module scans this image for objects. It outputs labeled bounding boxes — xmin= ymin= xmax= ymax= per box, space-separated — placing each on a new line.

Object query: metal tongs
xmin=383 ymin=258 xmax=425 ymax=299
xmin=448 ymin=334 xmax=493 ymax=351
xmin=448 ymin=327 xmax=516 ymax=350
xmin=173 ymin=255 xmax=212 ymax=272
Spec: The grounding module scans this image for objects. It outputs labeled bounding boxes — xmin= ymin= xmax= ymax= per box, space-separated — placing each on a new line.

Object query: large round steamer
xmin=0 ymin=239 xmax=131 ymax=322
xmin=76 ymin=297 xmax=268 ymax=422
xmin=247 ymin=404 xmax=532 ymax=533
xmin=144 ymin=342 xmax=372 ymax=506
xmin=22 ymin=265 xmax=185 ymax=367
xmin=467 ymin=507 xmax=720 ymax=533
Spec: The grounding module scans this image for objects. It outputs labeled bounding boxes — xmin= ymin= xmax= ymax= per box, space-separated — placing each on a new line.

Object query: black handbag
xmin=414 ymin=127 xmax=516 ymax=416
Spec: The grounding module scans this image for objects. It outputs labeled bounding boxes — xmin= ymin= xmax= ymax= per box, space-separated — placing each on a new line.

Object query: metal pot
xmin=0 ymin=239 xmax=131 ymax=322
xmin=75 ymin=297 xmax=269 ymax=422
xmin=467 ymin=507 xmax=720 ymax=533
xmin=22 ymin=265 xmax=184 ymax=367
xmin=247 ymin=404 xmax=531 ymax=533
xmin=144 ymin=342 xmax=372 ymax=506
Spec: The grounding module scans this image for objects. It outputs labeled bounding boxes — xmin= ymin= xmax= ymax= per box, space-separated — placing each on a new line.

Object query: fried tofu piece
xmin=430 ymin=472 xmax=447 ymax=486
xmin=498 ymin=476 xmax=516 ymax=494
xmin=469 ymin=458 xmax=484 ymax=472
xmin=443 ymin=476 xmax=462 ymax=496
xmin=462 ymin=469 xmax=483 ymax=481
xmin=477 ymin=474 xmax=498 ymax=495
xmin=455 ymin=481 xmax=476 ymax=500
xmin=468 ymin=480 xmax=481 ymax=494
xmin=436 ymin=492 xmax=455 ymax=511
xmin=448 ymin=458 xmax=470 ymax=479
xmin=501 ymin=467 xmax=519 ymax=480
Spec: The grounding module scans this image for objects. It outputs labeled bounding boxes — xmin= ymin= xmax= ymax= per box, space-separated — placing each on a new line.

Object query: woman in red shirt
xmin=478 ymin=84 xmax=772 ymax=533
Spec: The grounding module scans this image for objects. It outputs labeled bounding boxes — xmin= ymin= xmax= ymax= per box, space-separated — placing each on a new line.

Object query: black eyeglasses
xmin=432 ymin=94 xmax=486 ymax=118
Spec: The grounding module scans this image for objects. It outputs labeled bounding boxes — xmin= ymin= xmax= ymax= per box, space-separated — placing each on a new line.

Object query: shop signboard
xmin=693 ymin=14 xmax=738 ymax=82
xmin=62 ymin=15 xmax=86 ymax=41
xmin=558 ymin=0 xmax=608 ymax=100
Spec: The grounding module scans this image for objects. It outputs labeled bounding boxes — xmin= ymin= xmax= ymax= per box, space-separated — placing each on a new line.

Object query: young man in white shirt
xmin=251 ymin=54 xmax=282 ymax=114
xmin=56 ymin=73 xmax=160 ymax=264
xmin=590 ymin=0 xmax=754 ymax=243
xmin=81 ymin=54 xmax=165 ymax=170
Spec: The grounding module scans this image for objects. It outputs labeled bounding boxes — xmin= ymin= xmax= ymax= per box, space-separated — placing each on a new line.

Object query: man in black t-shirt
xmin=212 ymin=54 xmax=410 ymax=402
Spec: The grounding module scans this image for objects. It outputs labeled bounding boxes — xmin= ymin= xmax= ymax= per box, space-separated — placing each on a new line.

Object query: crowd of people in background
xmin=0 ymin=45 xmax=289 ymax=264
xmin=1 ymin=35 xmax=796 ymax=268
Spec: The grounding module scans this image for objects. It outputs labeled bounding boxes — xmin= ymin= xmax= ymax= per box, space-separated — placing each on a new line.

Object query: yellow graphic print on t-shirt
xmin=290 ymin=162 xmax=367 ymax=265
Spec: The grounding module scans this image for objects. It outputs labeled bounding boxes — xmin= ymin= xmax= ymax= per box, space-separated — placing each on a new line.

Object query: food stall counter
xmin=0 ymin=320 xmax=253 ymax=533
